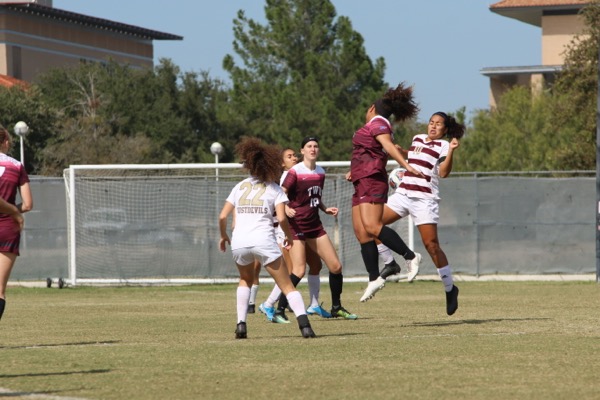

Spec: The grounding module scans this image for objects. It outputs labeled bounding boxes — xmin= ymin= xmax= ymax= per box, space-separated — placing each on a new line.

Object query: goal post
xmin=63 ymin=162 xmax=414 ymax=286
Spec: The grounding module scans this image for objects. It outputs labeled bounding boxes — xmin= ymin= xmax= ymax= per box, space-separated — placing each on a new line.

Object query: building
xmin=0 ymin=0 xmax=182 ymax=82
xmin=481 ymin=0 xmax=588 ymax=108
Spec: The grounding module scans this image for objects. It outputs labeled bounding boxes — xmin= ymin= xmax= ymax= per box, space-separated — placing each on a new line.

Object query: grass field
xmin=1 ymin=281 xmax=599 ymax=400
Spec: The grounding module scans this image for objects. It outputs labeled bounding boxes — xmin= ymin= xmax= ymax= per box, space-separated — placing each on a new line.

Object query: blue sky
xmin=55 ymin=0 xmax=540 ymax=123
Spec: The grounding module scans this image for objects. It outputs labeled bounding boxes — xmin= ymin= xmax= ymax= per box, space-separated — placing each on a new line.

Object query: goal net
xmin=63 ymin=162 xmax=413 ymax=286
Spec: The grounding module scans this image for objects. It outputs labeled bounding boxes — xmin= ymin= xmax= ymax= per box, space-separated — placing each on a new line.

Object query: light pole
xmin=13 ymin=121 xmax=29 ymax=165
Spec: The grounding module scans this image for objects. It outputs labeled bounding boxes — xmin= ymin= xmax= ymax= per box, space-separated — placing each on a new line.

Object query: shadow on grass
xmin=0 ymin=368 xmax=110 ymax=379
xmin=0 ymin=340 xmax=120 ymax=350
xmin=407 ymin=317 xmax=551 ymax=327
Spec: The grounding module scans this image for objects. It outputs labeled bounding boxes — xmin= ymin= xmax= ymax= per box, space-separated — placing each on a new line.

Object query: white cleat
xmin=386 ymin=273 xmax=402 ymax=283
xmin=360 ymin=277 xmax=386 ymax=302
xmin=406 ymin=252 xmax=421 ymax=283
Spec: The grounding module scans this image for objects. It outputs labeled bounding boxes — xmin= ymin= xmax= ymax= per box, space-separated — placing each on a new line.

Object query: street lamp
xmin=14 ymin=121 xmax=29 ymax=166
xmin=210 ymin=142 xmax=223 ymax=181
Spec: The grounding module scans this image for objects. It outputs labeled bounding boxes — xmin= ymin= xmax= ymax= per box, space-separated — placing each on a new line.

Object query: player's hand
xmin=450 ymin=138 xmax=460 ymax=149
xmin=11 ymin=214 xmax=24 ymax=232
xmin=407 ymin=165 xmax=425 ymax=178
xmin=285 ymin=205 xmax=296 ymax=218
xmin=219 ymin=237 xmax=230 ymax=252
xmin=345 ymin=171 xmax=352 ymax=181
xmin=325 ymin=207 xmax=338 ymax=216
xmin=283 ymin=237 xmax=293 ymax=250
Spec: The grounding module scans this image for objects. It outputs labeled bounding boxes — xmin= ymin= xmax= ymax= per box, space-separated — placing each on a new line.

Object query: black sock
xmin=360 ymin=241 xmax=380 ymax=281
xmin=0 ymin=298 xmax=5 ymax=320
xmin=278 ymin=273 xmax=301 ymax=311
xmin=377 ymin=226 xmax=415 ymax=260
xmin=329 ymin=272 xmax=343 ymax=308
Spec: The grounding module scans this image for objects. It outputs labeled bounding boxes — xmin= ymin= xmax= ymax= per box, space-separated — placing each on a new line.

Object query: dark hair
xmin=373 ymin=83 xmax=419 ymax=122
xmin=235 ymin=137 xmax=282 ymax=183
xmin=0 ymin=126 xmax=10 ymax=143
xmin=432 ymin=112 xmax=465 ymax=140
xmin=301 ymin=136 xmax=319 ymax=148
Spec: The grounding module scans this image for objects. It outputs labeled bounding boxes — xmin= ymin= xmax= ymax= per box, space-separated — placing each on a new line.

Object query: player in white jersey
xmin=377 ymin=112 xmax=465 ymax=315
xmin=218 ymin=138 xmax=316 ymax=339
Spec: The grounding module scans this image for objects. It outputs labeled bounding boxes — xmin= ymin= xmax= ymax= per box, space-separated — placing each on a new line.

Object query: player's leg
xmin=247 ymin=260 xmax=261 ymax=313
xmin=305 ymin=245 xmax=331 ymax=318
xmin=354 ymin=203 xmax=387 ymax=302
xmin=233 ymin=259 xmax=255 ymax=339
xmin=274 ymin=239 xmax=307 ymax=323
xmin=264 ymin=255 xmax=315 ymax=338
xmin=0 ymin=252 xmax=17 ymax=321
xmin=309 ymin=234 xmax=357 ymax=320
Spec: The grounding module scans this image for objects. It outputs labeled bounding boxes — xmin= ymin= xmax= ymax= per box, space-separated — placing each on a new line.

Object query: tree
xmin=0 ymin=85 xmax=57 ymax=174
xmin=222 ymin=0 xmax=388 ymax=160
xmin=547 ymin=0 xmax=600 ymax=170
xmin=34 ymin=59 xmax=231 ymax=174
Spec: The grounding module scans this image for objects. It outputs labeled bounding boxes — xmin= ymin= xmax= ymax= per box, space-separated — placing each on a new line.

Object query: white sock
xmin=377 ymin=243 xmax=395 ymax=265
xmin=437 ymin=265 xmax=454 ymax=292
xmin=237 ymin=286 xmax=250 ymax=322
xmin=286 ymin=290 xmax=307 ymax=317
xmin=265 ymin=284 xmax=282 ymax=308
xmin=307 ymin=274 xmax=320 ymax=307
xmin=249 ymin=284 xmax=259 ymax=305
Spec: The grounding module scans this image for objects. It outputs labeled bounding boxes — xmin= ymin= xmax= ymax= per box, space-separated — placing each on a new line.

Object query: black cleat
xmin=235 ymin=322 xmax=247 ymax=339
xmin=247 ymin=304 xmax=255 ymax=314
xmin=380 ymin=260 xmax=401 ymax=280
xmin=301 ymin=326 xmax=317 ymax=338
xmin=446 ymin=285 xmax=459 ymax=316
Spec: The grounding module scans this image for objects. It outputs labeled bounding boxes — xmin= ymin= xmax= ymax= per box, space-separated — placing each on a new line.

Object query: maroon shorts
xmin=352 ymin=173 xmax=389 ymax=207
xmin=290 ymin=226 xmax=327 ymax=241
xmin=0 ymin=230 xmax=21 ymax=255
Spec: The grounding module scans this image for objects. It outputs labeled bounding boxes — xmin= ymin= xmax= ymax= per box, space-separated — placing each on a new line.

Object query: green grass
xmin=1 ymin=281 xmax=599 ymax=399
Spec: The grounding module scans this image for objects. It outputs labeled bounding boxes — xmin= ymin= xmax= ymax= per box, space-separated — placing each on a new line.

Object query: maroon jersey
xmin=281 ymin=162 xmax=326 ymax=234
xmin=0 ymin=153 xmax=28 ymax=243
xmin=350 ymin=116 xmax=393 ymax=182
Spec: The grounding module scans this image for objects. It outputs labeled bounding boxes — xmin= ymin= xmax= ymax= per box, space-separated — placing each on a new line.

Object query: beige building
xmin=481 ymin=0 xmax=588 ymax=108
xmin=0 ymin=0 xmax=182 ymax=83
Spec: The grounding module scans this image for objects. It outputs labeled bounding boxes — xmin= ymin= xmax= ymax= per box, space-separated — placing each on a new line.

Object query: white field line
xmin=0 ymin=387 xmax=89 ymax=400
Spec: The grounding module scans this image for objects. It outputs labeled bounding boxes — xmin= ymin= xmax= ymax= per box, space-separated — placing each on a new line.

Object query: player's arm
xmin=0 ymin=198 xmax=24 ymax=231
xmin=377 ymin=133 xmax=424 ymax=178
xmin=439 ymin=138 xmax=460 ymax=178
xmin=17 ymin=182 xmax=33 ymax=213
xmin=275 ymin=202 xmax=293 ymax=250
xmin=218 ymin=202 xmax=234 ymax=252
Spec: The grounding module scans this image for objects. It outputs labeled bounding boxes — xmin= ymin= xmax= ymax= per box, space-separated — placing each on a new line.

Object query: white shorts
xmin=386 ymin=192 xmax=439 ymax=225
xmin=232 ymin=245 xmax=282 ymax=267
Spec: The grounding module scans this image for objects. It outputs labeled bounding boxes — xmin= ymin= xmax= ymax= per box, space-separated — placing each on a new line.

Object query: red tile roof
xmin=491 ymin=0 xmax=588 ymax=8
xmin=0 ymin=74 xmax=28 ymax=88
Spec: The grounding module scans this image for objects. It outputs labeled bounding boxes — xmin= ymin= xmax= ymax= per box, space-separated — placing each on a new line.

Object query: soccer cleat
xmin=297 ymin=314 xmax=316 ymax=338
xmin=406 ymin=252 xmax=422 ymax=283
xmin=301 ymin=326 xmax=317 ymax=338
xmin=235 ymin=321 xmax=247 ymax=339
xmin=258 ymin=303 xmax=275 ymax=322
xmin=306 ymin=303 xmax=332 ymax=318
xmin=330 ymin=305 xmax=358 ymax=320
xmin=446 ymin=285 xmax=459 ymax=316
xmin=360 ymin=277 xmax=386 ymax=302
xmin=247 ymin=304 xmax=256 ymax=314
xmin=380 ymin=259 xmax=401 ymax=280
xmin=381 ymin=260 xmax=402 ymax=282
xmin=272 ymin=310 xmax=291 ymax=324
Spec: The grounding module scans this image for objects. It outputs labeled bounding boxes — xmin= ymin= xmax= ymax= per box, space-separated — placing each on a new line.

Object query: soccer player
xmin=260 ymin=148 xmax=333 ymax=323
xmin=271 ymin=136 xmax=357 ymax=320
xmin=379 ymin=112 xmax=465 ymax=315
xmin=349 ymin=83 xmax=424 ymax=303
xmin=0 ymin=126 xmax=32 ymax=321
xmin=218 ymin=137 xmax=316 ymax=339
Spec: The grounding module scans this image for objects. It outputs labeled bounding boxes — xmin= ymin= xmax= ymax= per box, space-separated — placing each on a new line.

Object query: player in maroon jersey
xmin=274 ymin=136 xmax=357 ymax=320
xmin=349 ymin=83 xmax=424 ymax=303
xmin=0 ymin=126 xmax=33 ymax=321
